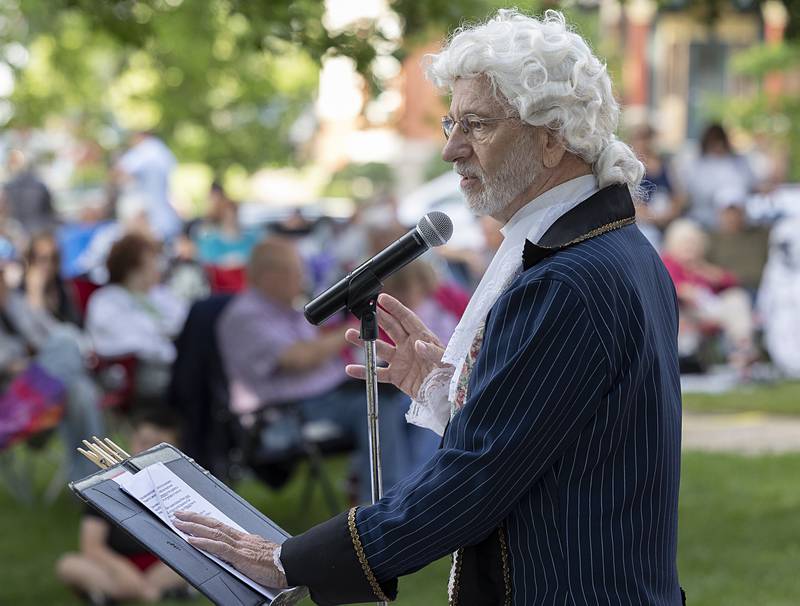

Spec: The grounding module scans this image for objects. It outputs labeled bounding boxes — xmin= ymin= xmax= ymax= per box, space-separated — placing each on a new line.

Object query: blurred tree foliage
xmin=323 ymin=161 xmax=394 ymax=201
xmin=2 ymin=0 xmax=509 ymax=174
xmin=6 ymin=0 xmax=347 ymax=172
xmin=1 ymin=0 xmax=615 ymax=176
xmin=654 ymin=1 xmax=800 ymax=179
xmin=715 ymin=40 xmax=800 ymax=180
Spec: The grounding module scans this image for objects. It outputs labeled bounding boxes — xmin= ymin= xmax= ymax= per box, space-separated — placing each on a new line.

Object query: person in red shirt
xmin=661 ymin=218 xmax=756 ymax=371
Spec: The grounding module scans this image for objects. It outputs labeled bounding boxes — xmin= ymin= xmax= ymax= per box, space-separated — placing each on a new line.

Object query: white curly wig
xmin=425 ymin=9 xmax=644 ymax=194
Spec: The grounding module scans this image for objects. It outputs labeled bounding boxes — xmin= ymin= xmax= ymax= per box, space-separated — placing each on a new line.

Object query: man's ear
xmin=541 ymin=129 xmax=567 ymax=169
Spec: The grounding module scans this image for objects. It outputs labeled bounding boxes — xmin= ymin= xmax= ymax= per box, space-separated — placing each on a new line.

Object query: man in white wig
xmin=175 ymin=10 xmax=685 ymax=605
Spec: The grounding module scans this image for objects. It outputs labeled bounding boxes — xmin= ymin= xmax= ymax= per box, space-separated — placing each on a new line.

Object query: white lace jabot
xmin=406 ymin=175 xmax=600 ymax=435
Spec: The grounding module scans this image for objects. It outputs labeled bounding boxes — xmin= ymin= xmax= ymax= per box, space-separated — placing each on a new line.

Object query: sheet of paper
xmin=117 ymin=461 xmax=281 ymax=599
xmin=110 ymin=468 xmax=133 ymax=485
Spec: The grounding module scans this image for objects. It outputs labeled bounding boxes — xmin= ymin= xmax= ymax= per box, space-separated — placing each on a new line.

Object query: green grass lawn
xmin=3 ymin=451 xmax=799 ymax=606
xmin=677 ymin=452 xmax=800 ymax=606
xmin=0 ymin=448 xmax=450 ymax=606
xmin=683 ymin=381 xmax=800 ymax=416
xmin=2 ymin=405 xmax=800 ymax=604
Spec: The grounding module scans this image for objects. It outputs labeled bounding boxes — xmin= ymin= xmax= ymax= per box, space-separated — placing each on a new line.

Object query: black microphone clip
xmin=346 ymin=266 xmax=382 ymax=341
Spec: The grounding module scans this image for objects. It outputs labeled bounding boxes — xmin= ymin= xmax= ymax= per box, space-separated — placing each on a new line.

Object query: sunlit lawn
xmin=682 ymin=381 xmax=800 ymax=416
xmin=2 ymin=381 xmax=800 ymax=605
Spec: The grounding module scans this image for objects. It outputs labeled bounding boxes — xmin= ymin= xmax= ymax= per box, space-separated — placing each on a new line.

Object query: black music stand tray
xmin=69 ymin=442 xmax=308 ymax=606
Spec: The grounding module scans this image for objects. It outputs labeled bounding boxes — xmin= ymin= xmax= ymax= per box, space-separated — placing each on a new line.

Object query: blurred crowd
xmin=0 ymin=122 xmax=798 ymax=602
xmin=630 ymin=122 xmax=798 ymax=379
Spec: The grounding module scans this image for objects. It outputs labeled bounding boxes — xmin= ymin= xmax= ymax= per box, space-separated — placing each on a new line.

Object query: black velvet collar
xmin=522 ymin=183 xmax=636 ymax=270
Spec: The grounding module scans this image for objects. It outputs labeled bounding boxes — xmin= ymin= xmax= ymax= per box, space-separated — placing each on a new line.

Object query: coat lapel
xmin=522 ymin=184 xmax=636 ymax=270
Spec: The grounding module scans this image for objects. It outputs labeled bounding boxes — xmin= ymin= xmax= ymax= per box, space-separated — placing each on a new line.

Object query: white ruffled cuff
xmin=405 ymin=366 xmax=455 ymax=436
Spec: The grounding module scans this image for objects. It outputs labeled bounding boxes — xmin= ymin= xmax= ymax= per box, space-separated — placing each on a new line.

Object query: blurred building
xmin=608 ymin=0 xmax=790 ymax=149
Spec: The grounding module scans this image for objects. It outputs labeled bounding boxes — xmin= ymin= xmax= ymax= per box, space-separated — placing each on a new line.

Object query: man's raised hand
xmin=344 ymin=293 xmax=451 ymax=400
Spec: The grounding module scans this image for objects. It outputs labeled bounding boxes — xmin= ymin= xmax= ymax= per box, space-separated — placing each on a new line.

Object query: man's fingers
xmin=345 ymin=364 xmax=392 ymax=383
xmin=378 ymin=293 xmax=431 ymax=336
xmin=174 ymin=510 xmax=207 ymax=523
xmin=186 ymin=536 xmax=236 ymax=561
xmin=375 ymin=340 xmax=396 ymax=361
xmin=173 ymin=512 xmax=243 ymax=543
xmin=345 ymin=364 xmax=366 ymax=380
xmin=173 ymin=520 xmax=238 ymax=545
xmin=344 ymin=329 xmax=396 ymax=361
xmin=376 ymin=307 xmax=407 ymax=343
xmin=344 ymin=328 xmax=361 ymax=347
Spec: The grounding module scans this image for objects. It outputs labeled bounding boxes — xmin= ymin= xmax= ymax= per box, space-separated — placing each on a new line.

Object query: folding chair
xmin=168 ymin=294 xmax=355 ymax=515
xmin=237 ymin=400 xmax=356 ymax=515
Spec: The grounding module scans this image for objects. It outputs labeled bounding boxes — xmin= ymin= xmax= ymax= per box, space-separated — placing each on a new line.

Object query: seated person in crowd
xmin=162 ymin=227 xmax=210 ymax=305
xmin=192 ymin=182 xmax=260 ymax=268
xmin=86 ymin=233 xmax=188 ymax=399
xmin=56 ymin=408 xmax=189 ymax=605
xmin=683 ymin=123 xmax=759 ymax=230
xmin=73 ymin=190 xmax=157 ymax=284
xmin=661 ymin=219 xmax=757 ymax=372
xmin=0 ymin=190 xmax=28 ymax=261
xmin=629 ymin=124 xmax=686 ymax=249
xmin=216 ymin=237 xmax=408 ymax=502
xmin=1 ymin=254 xmax=103 ymax=482
xmin=706 ymin=187 xmax=770 ymax=295
xmin=23 ymin=231 xmax=80 ymax=326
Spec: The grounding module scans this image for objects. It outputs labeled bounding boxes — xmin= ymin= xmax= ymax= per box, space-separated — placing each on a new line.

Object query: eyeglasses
xmin=441 ymin=114 xmax=516 ymax=141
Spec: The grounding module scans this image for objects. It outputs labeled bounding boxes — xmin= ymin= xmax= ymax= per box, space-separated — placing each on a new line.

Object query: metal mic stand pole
xmin=359 ymin=298 xmax=383 ymax=505
xmin=358 ymin=298 xmax=386 ymax=606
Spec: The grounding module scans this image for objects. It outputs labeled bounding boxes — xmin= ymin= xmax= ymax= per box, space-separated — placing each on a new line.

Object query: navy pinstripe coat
xmin=282 ymin=185 xmax=684 ymax=606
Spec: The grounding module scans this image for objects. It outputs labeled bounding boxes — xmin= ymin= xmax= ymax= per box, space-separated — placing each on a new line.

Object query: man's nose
xmin=442 ymin=128 xmax=472 ymax=164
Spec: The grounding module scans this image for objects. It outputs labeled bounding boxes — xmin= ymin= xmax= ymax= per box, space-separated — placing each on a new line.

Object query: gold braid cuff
xmin=348 ymin=507 xmax=391 ymax=602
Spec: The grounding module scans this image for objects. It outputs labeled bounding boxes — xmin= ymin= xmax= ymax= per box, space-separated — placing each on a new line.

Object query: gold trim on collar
xmin=540 ymin=215 xmax=637 ymax=250
xmin=347 ymin=507 xmax=392 ymax=602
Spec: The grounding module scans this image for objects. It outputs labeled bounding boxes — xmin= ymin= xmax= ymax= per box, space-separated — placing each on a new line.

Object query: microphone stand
xmin=346 ymin=270 xmax=387 ymax=606
xmin=359 ymin=298 xmax=383 ymax=505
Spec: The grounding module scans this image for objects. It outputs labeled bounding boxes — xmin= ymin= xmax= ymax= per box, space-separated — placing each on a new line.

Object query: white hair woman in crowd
xmin=661 ymin=218 xmax=756 ymax=372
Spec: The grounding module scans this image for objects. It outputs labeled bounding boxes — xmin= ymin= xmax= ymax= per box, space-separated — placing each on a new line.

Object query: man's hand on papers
xmin=174 ymin=511 xmax=289 ymax=589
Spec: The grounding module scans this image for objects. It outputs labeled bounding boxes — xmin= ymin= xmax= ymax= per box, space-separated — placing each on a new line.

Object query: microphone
xmin=304 ymin=211 xmax=453 ymax=325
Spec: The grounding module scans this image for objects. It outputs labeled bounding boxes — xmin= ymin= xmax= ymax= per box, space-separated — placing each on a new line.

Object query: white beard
xmin=458 ymin=142 xmax=538 ymax=217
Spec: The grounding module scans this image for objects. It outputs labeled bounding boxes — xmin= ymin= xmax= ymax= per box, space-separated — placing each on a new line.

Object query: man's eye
xmin=466 ymin=118 xmax=484 ymax=130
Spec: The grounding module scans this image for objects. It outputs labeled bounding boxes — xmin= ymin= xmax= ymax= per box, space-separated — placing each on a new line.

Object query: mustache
xmin=454 ymin=164 xmax=483 ymax=180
